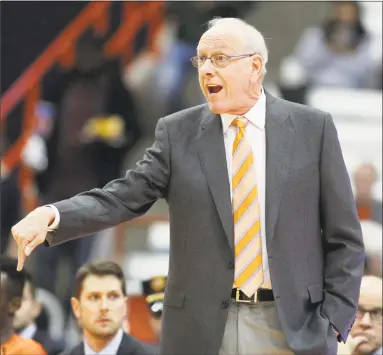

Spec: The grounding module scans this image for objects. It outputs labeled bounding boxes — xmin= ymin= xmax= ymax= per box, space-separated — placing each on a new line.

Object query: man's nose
xmin=100 ymin=297 xmax=109 ymax=311
xmin=360 ymin=312 xmax=372 ymax=327
xmin=199 ymin=59 xmax=215 ymax=76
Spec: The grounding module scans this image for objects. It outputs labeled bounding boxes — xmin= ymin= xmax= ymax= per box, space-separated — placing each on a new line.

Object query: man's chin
xmin=207 ymin=101 xmax=227 ymax=115
xmin=92 ymin=326 xmax=118 ymax=338
xmin=357 ymin=343 xmax=374 ymax=352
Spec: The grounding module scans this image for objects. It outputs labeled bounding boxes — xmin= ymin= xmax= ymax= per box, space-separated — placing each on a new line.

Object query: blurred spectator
xmin=156 ymin=2 xmax=258 ymax=114
xmin=33 ymin=32 xmax=142 ymax=319
xmin=353 ymin=163 xmax=382 ymax=224
xmin=0 ymin=255 xmax=47 ymax=355
xmin=1 ymin=103 xmax=48 ymax=257
xmin=62 ymin=261 xmax=156 ymax=355
xmin=142 ymin=276 xmax=167 ymax=345
xmin=338 ymin=276 xmax=382 ymax=355
xmin=37 ymin=32 xmax=141 ymax=199
xmin=14 ymin=269 xmax=65 ymax=355
xmin=361 ymin=221 xmax=382 ymax=278
xmin=1 ymin=169 xmax=21 ymax=254
xmin=291 ymin=1 xmax=376 ymax=90
xmin=1 ymin=134 xmax=48 ymax=255
xmin=22 ymin=134 xmax=49 ymax=174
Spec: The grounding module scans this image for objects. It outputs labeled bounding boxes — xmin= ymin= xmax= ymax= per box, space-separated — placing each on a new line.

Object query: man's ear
xmin=122 ymin=296 xmax=130 ymax=334
xmin=252 ymin=54 xmax=264 ymax=77
xmin=71 ymin=297 xmax=81 ymax=320
xmin=33 ymin=300 xmax=42 ymax=319
xmin=8 ymin=297 xmax=22 ymax=314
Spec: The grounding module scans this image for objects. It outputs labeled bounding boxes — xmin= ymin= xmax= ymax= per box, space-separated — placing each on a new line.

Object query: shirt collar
xmin=18 ymin=323 xmax=37 ymax=339
xmin=84 ymin=328 xmax=123 ymax=355
xmin=221 ymin=87 xmax=266 ymax=133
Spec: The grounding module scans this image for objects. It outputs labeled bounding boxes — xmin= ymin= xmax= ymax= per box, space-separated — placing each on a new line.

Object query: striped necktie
xmin=232 ymin=117 xmax=264 ymax=297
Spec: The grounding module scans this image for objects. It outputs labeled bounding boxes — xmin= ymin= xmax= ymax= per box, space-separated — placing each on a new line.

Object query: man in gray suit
xmin=12 ymin=18 xmax=364 ymax=355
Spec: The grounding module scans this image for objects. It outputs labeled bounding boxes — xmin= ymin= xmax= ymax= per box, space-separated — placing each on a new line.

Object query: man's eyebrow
xmin=359 ymin=306 xmax=383 ymax=311
xmin=86 ymin=291 xmax=100 ymax=295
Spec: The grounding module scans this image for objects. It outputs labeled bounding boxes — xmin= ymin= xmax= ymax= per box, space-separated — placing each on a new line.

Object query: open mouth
xmin=207 ymin=85 xmax=223 ymax=94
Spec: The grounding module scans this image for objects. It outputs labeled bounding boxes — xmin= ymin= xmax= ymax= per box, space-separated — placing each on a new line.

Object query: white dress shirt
xmin=220 ymin=89 xmax=271 ymax=289
xmin=19 ymin=322 xmax=37 ymax=339
xmin=46 ymin=204 xmax=60 ymax=230
xmin=83 ymin=328 xmax=123 ymax=355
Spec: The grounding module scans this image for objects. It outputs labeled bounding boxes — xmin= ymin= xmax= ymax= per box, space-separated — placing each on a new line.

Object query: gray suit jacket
xmin=49 ymin=93 xmax=364 ymax=355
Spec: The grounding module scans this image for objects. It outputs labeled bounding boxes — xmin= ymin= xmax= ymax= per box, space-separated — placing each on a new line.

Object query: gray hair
xmin=206 ymin=17 xmax=268 ymax=76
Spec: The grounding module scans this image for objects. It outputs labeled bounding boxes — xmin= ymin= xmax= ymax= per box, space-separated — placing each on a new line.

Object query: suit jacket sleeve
xmin=48 ymin=117 xmax=170 ymax=246
xmin=319 ymin=114 xmax=365 ymax=342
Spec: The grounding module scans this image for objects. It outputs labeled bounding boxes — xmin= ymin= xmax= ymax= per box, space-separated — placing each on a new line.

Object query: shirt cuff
xmin=330 ymin=324 xmax=342 ymax=343
xmin=45 ymin=205 xmax=60 ymax=230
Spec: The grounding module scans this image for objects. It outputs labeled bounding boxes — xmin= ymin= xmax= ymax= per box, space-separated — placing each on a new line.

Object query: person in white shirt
xmin=12 ymin=16 xmax=364 ymax=355
xmin=60 ymin=261 xmax=156 ymax=355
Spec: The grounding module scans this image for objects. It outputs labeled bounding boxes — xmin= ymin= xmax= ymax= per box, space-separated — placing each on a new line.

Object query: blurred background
xmin=1 ymin=1 xmax=382 ymax=353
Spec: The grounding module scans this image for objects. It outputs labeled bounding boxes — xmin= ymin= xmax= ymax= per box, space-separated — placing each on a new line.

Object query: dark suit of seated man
xmin=14 ymin=270 xmax=65 ymax=355
xmin=60 ymin=261 xmax=157 ymax=355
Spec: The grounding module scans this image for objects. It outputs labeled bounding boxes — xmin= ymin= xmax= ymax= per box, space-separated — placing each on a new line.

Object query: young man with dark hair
xmin=0 ymin=255 xmax=47 ymax=355
xmin=63 ymin=261 xmax=156 ymax=355
xmin=14 ymin=269 xmax=65 ymax=355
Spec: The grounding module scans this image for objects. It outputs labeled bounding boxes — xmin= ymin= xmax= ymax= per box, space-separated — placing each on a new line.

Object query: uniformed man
xmin=142 ymin=276 xmax=167 ymax=344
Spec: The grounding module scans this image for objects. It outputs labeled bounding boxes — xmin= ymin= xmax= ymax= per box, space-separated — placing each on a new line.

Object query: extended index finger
xmin=17 ymin=244 xmax=26 ymax=271
xmin=16 ymin=237 xmax=31 ymax=271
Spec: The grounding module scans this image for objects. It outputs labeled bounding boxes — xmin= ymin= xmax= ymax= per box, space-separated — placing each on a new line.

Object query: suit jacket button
xmin=221 ymin=300 xmax=229 ymax=309
xmin=228 ymin=260 xmax=234 ymax=269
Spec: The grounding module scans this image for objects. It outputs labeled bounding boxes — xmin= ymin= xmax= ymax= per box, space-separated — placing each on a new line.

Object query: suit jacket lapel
xmin=116 ymin=334 xmax=136 ymax=355
xmin=71 ymin=335 xmax=129 ymax=355
xmin=70 ymin=343 xmax=85 ymax=355
xmin=265 ymin=92 xmax=295 ymax=242
xmin=196 ymin=107 xmax=234 ymax=250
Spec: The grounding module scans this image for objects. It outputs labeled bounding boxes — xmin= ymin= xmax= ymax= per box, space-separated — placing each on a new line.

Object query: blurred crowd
xmin=280 ymin=1 xmax=382 ymax=104
xmin=1 ymin=2 xmax=382 ymax=355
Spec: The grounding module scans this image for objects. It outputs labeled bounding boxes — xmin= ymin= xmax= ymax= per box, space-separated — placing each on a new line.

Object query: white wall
xmin=308 ymin=88 xmax=382 ymax=200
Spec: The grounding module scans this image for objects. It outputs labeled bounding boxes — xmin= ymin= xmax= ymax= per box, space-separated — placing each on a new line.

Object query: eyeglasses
xmin=356 ymin=307 xmax=382 ymax=323
xmin=191 ymin=53 xmax=256 ymax=68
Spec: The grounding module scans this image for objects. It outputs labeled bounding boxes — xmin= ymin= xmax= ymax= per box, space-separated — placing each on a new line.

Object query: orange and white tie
xmin=232 ymin=117 xmax=264 ymax=297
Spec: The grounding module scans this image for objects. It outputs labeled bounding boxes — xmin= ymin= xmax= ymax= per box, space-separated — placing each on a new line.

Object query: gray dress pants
xmin=219 ymin=301 xmax=294 ymax=355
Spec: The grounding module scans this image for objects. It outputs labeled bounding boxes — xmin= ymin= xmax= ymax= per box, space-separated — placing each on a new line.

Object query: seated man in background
xmin=0 ymin=255 xmax=47 ymax=355
xmin=142 ymin=276 xmax=167 ymax=345
xmin=338 ymin=276 xmax=382 ymax=355
xmin=353 ymin=163 xmax=382 ymax=225
xmin=62 ymin=261 xmax=156 ymax=355
xmin=14 ymin=269 xmax=65 ymax=355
